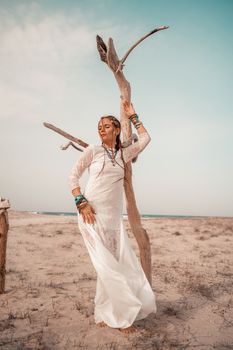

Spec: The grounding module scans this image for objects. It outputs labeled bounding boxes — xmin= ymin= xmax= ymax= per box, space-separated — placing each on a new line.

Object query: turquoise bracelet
xmin=75 ymin=194 xmax=85 ymax=205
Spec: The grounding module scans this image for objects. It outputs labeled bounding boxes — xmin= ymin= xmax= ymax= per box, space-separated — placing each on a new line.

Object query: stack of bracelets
xmin=74 ymin=194 xmax=88 ymax=213
xmin=129 ymin=113 xmax=142 ymax=129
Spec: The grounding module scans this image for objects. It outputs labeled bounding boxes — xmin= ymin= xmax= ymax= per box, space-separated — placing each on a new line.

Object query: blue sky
xmin=0 ymin=0 xmax=232 ymax=216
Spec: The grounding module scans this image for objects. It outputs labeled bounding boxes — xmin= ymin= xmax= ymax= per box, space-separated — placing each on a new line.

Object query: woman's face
xmin=98 ymin=117 xmax=120 ymax=145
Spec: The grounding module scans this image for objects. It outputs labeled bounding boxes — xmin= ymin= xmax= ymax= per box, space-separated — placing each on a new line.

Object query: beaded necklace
xmin=102 ymin=144 xmax=118 ymax=166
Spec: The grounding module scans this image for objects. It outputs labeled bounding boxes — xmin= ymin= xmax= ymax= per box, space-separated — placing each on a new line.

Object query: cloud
xmin=0 ymin=3 xmax=121 ymax=122
xmin=0 ymin=3 xmax=95 ymax=65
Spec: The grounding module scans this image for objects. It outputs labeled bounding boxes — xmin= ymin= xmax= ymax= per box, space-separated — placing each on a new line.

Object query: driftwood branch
xmin=44 ymin=122 xmax=138 ymax=152
xmin=43 ymin=122 xmax=89 ymax=148
xmin=60 ymin=142 xmax=84 ymax=152
xmin=97 ymin=26 xmax=169 ymax=74
xmin=117 ymin=25 xmax=169 ymax=72
xmin=96 ymin=26 xmax=169 ymax=285
xmin=96 ymin=35 xmax=107 ymax=63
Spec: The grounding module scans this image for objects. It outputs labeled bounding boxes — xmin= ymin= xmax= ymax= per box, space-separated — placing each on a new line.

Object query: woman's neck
xmin=102 ymin=141 xmax=116 ymax=149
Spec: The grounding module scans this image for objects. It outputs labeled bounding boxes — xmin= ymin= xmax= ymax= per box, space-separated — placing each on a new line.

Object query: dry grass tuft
xmin=213 ymin=340 xmax=233 ymax=349
xmin=0 ymin=319 xmax=15 ymax=332
xmin=172 ymin=231 xmax=182 ymax=236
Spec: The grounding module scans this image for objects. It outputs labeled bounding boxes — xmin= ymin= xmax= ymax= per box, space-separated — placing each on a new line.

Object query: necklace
xmin=102 ymin=144 xmax=118 ymax=166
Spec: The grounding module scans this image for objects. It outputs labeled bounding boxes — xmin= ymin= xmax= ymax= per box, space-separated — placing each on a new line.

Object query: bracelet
xmin=135 ymin=121 xmax=142 ymax=129
xmin=76 ymin=198 xmax=88 ymax=208
xmin=77 ymin=200 xmax=88 ymax=208
xmin=129 ymin=112 xmax=143 ymax=129
xmin=74 ymin=194 xmax=87 ymax=205
xmin=129 ymin=113 xmax=139 ymax=124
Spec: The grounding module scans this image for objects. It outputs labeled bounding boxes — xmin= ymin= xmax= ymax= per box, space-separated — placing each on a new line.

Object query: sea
xmin=30 ymin=211 xmax=206 ymax=219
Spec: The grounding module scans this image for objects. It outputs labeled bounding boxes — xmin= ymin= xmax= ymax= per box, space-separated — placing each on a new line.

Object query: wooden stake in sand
xmin=44 ymin=26 xmax=169 ymax=285
xmin=0 ymin=198 xmax=10 ymax=294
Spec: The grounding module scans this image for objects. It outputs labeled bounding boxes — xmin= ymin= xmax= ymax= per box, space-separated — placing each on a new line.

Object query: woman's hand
xmin=121 ymin=98 xmax=136 ymax=119
xmin=79 ymin=203 xmax=96 ymax=224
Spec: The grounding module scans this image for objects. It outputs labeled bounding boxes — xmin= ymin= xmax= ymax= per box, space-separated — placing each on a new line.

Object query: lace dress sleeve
xmin=122 ymin=132 xmax=151 ymax=163
xmin=68 ymin=145 xmax=94 ymax=193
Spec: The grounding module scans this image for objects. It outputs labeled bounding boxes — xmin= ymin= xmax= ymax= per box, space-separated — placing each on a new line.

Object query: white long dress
xmin=69 ymin=132 xmax=157 ymax=328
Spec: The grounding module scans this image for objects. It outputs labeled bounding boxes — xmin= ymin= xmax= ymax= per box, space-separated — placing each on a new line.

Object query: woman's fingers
xmin=84 ymin=212 xmax=95 ymax=224
xmin=90 ymin=212 xmax=95 ymax=223
xmin=121 ymin=99 xmax=128 ymax=107
xmin=91 ymin=206 xmax=96 ymax=214
xmin=81 ymin=205 xmax=96 ymax=224
xmin=121 ymin=100 xmax=135 ymax=116
xmin=82 ymin=213 xmax=86 ymax=223
xmin=86 ymin=213 xmax=91 ymax=224
xmin=83 ymin=213 xmax=89 ymax=224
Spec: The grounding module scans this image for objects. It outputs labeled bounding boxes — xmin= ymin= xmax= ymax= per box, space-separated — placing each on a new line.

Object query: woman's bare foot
xmin=118 ymin=325 xmax=139 ymax=334
xmin=98 ymin=321 xmax=108 ymax=328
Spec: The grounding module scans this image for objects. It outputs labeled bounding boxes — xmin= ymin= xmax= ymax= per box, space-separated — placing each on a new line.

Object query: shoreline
xmin=8 ymin=209 xmax=233 ymax=220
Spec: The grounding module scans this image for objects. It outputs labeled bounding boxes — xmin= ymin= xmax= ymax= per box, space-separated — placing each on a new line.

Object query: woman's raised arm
xmin=121 ymin=99 xmax=151 ymax=163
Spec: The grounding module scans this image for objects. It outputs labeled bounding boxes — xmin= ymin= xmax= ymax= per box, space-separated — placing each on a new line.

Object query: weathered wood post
xmin=96 ymin=26 xmax=168 ymax=285
xmin=0 ymin=198 xmax=10 ymax=294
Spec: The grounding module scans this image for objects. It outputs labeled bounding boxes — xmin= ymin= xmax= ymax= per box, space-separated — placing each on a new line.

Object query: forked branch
xmin=97 ymin=25 xmax=169 ymax=73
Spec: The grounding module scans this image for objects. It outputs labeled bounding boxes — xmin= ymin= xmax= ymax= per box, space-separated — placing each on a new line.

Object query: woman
xmin=69 ymin=99 xmax=156 ymax=333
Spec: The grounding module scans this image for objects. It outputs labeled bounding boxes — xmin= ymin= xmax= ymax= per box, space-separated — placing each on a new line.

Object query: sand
xmin=0 ymin=210 xmax=233 ymax=350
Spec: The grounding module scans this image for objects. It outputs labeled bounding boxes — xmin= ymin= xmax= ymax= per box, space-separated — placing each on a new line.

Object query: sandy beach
xmin=0 ymin=210 xmax=232 ymax=349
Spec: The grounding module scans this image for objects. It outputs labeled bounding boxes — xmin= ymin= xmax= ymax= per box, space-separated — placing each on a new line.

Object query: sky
xmin=0 ymin=0 xmax=233 ymax=217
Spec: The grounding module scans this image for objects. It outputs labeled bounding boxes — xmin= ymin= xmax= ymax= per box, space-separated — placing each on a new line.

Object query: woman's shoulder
xmin=86 ymin=144 xmax=103 ymax=156
xmin=92 ymin=143 xmax=104 ymax=150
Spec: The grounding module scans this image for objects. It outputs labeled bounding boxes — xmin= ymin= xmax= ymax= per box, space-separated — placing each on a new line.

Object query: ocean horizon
xmin=28 ymin=211 xmax=215 ymax=219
